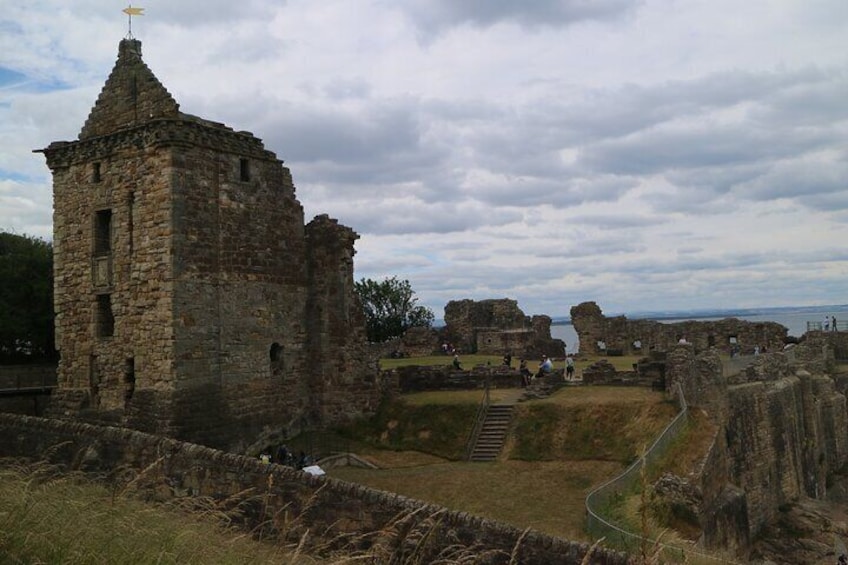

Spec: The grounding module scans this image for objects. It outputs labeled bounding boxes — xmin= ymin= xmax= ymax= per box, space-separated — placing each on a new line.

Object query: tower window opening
xmin=124 ymin=357 xmax=136 ymax=405
xmin=96 ymin=294 xmax=115 ymax=338
xmin=94 ymin=209 xmax=112 ymax=255
xmin=240 ymin=158 xmax=250 ymax=182
xmin=92 ymin=162 xmax=102 ymax=183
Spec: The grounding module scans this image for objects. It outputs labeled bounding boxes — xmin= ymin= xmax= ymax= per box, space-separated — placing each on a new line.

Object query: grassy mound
xmin=339 ymin=394 xmax=480 ymax=460
xmin=331 ymin=386 xmax=684 ymax=541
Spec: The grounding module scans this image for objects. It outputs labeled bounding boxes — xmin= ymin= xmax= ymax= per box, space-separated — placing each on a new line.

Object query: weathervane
xmin=123 ymin=4 xmax=145 ymax=39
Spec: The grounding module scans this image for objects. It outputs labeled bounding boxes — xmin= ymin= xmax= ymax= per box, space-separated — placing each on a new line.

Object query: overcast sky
xmin=2 ymin=1 xmax=846 ymax=318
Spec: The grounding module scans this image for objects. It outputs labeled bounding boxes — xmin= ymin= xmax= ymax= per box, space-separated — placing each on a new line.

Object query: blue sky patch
xmin=0 ymin=67 xmax=27 ymax=88
xmin=0 ymin=170 xmax=33 ymax=183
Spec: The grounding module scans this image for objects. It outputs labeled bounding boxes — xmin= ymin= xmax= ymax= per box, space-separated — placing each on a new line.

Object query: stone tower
xmin=38 ymin=39 xmax=379 ymax=450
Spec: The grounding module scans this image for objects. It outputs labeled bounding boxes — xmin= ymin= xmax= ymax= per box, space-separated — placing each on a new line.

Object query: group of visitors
xmin=258 ymin=445 xmax=313 ymax=470
xmin=824 ymin=315 xmax=839 ymax=332
xmin=514 ymin=353 xmax=576 ymax=386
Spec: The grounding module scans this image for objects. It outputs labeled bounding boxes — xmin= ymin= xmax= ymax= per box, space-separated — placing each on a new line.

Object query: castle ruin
xmin=571 ymin=301 xmax=787 ymax=357
xmin=443 ymin=298 xmax=566 ymax=358
xmin=37 ymin=39 xmax=379 ymax=450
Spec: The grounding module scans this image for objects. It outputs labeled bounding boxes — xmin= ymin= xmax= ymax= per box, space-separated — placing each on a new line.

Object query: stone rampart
xmin=0 ymin=413 xmax=631 ymax=565
xmin=665 ymin=346 xmax=848 ymax=558
xmin=571 ymin=301 xmax=787 ymax=357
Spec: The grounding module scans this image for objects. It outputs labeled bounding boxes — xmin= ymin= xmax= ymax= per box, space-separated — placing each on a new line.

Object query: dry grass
xmin=357 ymin=449 xmax=449 ymax=468
xmin=0 ymin=459 xmax=317 ymax=564
xmin=537 ymin=386 xmax=668 ymax=406
xmin=0 ymin=458 xmax=528 ymax=565
xmin=331 ymin=386 xmax=677 ymax=542
xmin=331 ymin=459 xmax=623 ymax=542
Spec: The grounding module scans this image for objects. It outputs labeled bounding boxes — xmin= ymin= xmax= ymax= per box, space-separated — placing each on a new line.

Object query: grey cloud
xmin=400 ymin=0 xmax=637 ymax=36
xmin=565 ymin=213 xmax=666 ymax=230
xmin=734 ymin=157 xmax=848 ymax=205
xmin=323 ymin=199 xmax=523 ymax=236
xmin=152 ymin=1 xmax=279 ymax=26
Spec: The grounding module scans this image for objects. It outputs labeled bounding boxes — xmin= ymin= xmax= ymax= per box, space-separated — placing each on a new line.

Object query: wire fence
xmin=584 ymin=383 xmax=742 ymax=564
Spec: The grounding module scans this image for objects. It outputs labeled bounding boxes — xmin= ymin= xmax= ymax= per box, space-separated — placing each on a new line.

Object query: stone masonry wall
xmin=0 ymin=413 xmax=631 ymax=565
xmin=571 ymin=301 xmax=787 ymax=356
xmin=40 ymin=38 xmax=380 ymax=452
xmin=305 ymin=215 xmax=381 ymax=430
xmin=665 ymin=346 xmax=848 ymax=557
xmin=445 ymin=299 xmax=565 ymax=357
xmin=386 ymin=364 xmax=524 ymax=394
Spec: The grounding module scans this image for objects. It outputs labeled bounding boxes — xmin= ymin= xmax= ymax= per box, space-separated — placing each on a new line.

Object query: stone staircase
xmin=468 ymin=404 xmax=514 ymax=462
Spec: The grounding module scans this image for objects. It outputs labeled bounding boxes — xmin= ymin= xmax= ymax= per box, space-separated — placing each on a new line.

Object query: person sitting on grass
xmin=452 ymin=353 xmax=462 ymax=370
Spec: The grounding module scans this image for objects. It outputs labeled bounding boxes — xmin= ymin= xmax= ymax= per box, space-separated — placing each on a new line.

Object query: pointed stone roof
xmin=78 ymin=39 xmax=180 ymax=139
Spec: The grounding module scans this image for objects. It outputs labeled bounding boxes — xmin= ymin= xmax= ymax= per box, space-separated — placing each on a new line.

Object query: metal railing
xmin=0 ymin=369 xmax=57 ymax=396
xmin=584 ymin=384 xmax=741 ymax=563
xmin=807 ymin=321 xmax=846 ymax=332
xmin=463 ymin=380 xmax=491 ymax=461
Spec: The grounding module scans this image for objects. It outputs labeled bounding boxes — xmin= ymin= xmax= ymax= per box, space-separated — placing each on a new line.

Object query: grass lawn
xmin=329 ymin=384 xmax=685 ymax=543
xmin=331 ymin=459 xmax=623 ymax=542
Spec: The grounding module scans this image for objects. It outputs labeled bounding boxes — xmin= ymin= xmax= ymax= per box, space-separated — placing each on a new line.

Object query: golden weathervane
xmin=123 ymin=4 xmax=145 ymax=39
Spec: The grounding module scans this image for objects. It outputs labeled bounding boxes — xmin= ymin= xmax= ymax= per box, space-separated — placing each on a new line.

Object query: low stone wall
xmin=387 ymin=364 xmax=524 ymax=394
xmin=0 ymin=413 xmax=631 ymax=565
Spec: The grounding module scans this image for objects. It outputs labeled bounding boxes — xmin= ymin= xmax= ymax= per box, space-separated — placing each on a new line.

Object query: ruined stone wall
xmin=475 ymin=328 xmax=535 ymax=355
xmin=305 ymin=215 xmax=380 ymax=430
xmin=445 ymin=299 xmax=564 ymax=357
xmin=0 ymin=413 xmax=631 ymax=565
xmin=398 ymin=326 xmax=440 ymax=356
xmin=665 ymin=347 xmax=848 ymax=556
xmin=571 ymin=301 xmax=786 ymax=356
xmin=386 ymin=364 xmax=524 ymax=394
xmin=443 ymin=298 xmax=527 ymax=352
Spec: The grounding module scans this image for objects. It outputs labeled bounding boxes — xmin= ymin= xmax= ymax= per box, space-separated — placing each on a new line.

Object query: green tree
xmin=0 ymin=232 xmax=56 ymax=362
xmin=354 ymin=276 xmax=434 ymax=343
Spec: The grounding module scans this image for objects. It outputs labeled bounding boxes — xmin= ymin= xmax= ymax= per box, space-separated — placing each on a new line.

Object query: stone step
xmin=480 ymin=423 xmax=509 ymax=430
xmin=468 ymin=404 xmax=515 ymax=462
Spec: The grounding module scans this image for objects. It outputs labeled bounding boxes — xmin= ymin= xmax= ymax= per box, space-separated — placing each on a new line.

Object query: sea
xmin=551 ymin=305 xmax=848 ymax=355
